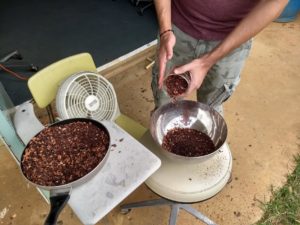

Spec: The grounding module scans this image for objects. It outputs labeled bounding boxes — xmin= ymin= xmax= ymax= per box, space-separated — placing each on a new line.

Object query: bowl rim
xmin=150 ymin=100 xmax=228 ymax=163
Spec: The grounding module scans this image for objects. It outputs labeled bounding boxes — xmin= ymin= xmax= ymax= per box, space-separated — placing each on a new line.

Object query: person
xmin=151 ymin=0 xmax=288 ymax=114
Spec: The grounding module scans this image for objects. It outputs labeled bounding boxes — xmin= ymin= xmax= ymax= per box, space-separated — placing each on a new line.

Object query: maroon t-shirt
xmin=172 ymin=0 xmax=259 ymax=40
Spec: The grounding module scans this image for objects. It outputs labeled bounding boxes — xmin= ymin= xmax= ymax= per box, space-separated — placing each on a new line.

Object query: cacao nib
xmin=21 ymin=121 xmax=109 ymax=186
xmin=162 ymin=128 xmax=215 ymax=157
xmin=165 ymin=75 xmax=188 ymax=98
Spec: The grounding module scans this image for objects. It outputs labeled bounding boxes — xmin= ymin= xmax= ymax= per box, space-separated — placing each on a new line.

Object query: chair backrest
xmin=28 ymin=53 xmax=97 ymax=108
xmin=27 ymin=52 xmax=147 ymax=140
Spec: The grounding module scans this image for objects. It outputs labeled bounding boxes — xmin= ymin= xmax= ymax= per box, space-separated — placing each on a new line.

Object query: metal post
xmin=169 ymin=204 xmax=179 ymax=225
xmin=120 ymin=197 xmax=217 ymax=225
xmin=120 ymin=198 xmax=172 ymax=213
xmin=180 ymin=204 xmax=217 ymax=225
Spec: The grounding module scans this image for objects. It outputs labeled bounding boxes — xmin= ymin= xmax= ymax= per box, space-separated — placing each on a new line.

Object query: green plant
xmin=256 ymin=155 xmax=300 ymax=225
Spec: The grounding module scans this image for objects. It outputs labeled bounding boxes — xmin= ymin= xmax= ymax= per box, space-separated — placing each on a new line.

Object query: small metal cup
xmin=163 ymin=71 xmax=191 ymax=97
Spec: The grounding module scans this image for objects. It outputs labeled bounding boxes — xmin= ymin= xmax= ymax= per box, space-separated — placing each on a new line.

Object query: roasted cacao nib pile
xmin=165 ymin=75 xmax=188 ymax=98
xmin=162 ymin=128 xmax=215 ymax=157
xmin=21 ymin=121 xmax=109 ymax=186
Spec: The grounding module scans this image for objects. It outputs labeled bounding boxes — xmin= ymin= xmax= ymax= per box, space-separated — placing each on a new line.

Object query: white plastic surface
xmin=68 ymin=121 xmax=161 ymax=225
xmin=140 ymin=131 xmax=232 ymax=203
xmin=13 ymin=101 xmax=45 ymax=145
xmin=13 ymin=106 xmax=160 ymax=225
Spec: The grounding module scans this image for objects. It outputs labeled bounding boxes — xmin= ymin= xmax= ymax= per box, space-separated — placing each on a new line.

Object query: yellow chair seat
xmin=115 ymin=114 xmax=147 ymax=140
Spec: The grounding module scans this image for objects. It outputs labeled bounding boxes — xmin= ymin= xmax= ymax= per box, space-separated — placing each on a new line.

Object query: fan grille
xmin=56 ymin=71 xmax=119 ymax=121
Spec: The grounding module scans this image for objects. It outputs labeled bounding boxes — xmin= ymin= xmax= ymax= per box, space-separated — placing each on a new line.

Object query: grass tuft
xmin=256 ymin=155 xmax=300 ymax=225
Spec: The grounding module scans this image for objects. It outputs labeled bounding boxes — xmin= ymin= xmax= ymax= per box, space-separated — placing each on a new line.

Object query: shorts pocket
xmin=208 ymin=84 xmax=233 ymax=108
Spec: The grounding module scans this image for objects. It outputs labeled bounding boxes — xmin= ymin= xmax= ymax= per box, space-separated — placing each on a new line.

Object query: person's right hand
xmin=158 ymin=31 xmax=176 ymax=89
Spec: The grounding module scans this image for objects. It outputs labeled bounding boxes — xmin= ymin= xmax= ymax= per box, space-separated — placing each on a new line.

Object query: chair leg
xmin=46 ymin=105 xmax=55 ymax=123
xmin=120 ymin=198 xmax=217 ymax=225
xmin=180 ymin=204 xmax=217 ymax=225
xmin=120 ymin=198 xmax=172 ymax=214
xmin=0 ymin=50 xmax=22 ymax=63
xmin=169 ymin=204 xmax=180 ymax=225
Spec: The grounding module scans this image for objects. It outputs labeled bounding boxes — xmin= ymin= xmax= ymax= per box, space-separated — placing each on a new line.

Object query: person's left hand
xmin=173 ymin=54 xmax=215 ymax=95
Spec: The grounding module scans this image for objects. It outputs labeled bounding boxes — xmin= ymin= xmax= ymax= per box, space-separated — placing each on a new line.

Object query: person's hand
xmin=158 ymin=31 xmax=176 ymax=89
xmin=173 ymin=54 xmax=215 ymax=95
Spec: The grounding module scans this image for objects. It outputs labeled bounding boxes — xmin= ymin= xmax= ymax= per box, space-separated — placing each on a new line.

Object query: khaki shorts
xmin=151 ymin=24 xmax=252 ymax=114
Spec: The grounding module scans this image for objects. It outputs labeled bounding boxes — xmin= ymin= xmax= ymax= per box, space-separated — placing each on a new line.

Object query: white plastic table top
xmin=11 ymin=102 xmax=161 ymax=225
xmin=140 ymin=131 xmax=232 ymax=203
xmin=59 ymin=122 xmax=161 ymax=225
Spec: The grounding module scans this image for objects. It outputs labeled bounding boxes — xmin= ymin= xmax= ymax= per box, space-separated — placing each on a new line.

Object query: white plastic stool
xmin=121 ymin=131 xmax=232 ymax=225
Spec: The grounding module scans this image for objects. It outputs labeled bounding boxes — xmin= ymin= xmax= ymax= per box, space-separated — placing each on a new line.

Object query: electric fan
xmin=56 ymin=71 xmax=120 ymax=121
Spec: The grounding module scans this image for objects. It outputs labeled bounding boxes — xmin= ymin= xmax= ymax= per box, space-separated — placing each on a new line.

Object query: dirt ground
xmin=0 ymin=16 xmax=299 ymax=225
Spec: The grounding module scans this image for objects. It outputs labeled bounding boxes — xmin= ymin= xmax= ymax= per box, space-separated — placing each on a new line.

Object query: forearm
xmin=207 ymin=0 xmax=288 ymax=64
xmin=154 ymin=0 xmax=172 ymax=33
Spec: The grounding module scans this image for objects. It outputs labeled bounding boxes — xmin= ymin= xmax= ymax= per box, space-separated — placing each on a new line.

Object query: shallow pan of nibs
xmin=20 ymin=118 xmax=111 ymax=225
xmin=150 ymin=100 xmax=227 ymax=163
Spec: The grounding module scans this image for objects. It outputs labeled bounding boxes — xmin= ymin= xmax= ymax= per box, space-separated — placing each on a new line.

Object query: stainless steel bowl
xmin=150 ymin=100 xmax=227 ymax=163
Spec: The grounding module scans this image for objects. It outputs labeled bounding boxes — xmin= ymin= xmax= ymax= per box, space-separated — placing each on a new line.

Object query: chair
xmin=0 ymin=50 xmax=38 ymax=72
xmin=27 ymin=52 xmax=146 ymax=139
xmin=8 ymin=52 xmax=161 ymax=225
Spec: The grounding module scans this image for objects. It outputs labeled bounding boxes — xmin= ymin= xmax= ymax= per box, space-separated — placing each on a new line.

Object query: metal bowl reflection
xmin=150 ymin=100 xmax=227 ymax=163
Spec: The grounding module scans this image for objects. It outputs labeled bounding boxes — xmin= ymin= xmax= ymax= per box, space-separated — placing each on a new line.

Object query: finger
xmin=186 ymin=83 xmax=196 ymax=96
xmin=173 ymin=62 xmax=193 ymax=74
xmin=158 ymin=58 xmax=166 ymax=89
xmin=166 ymin=47 xmax=173 ymax=60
